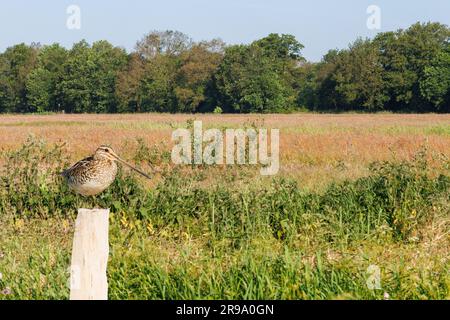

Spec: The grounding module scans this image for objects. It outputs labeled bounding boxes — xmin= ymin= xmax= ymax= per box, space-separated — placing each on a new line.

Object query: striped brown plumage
xmin=62 ymin=146 xmax=151 ymax=196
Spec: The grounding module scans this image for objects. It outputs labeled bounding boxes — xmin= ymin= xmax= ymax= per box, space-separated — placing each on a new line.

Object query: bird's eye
xmin=105 ymin=149 xmax=109 ymax=153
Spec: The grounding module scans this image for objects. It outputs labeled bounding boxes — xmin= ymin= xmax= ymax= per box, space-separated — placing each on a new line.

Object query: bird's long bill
xmin=114 ymin=156 xmax=152 ymax=180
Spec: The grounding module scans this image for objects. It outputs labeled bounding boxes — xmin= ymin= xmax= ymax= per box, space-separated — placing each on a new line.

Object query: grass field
xmin=0 ymin=113 xmax=449 ymax=299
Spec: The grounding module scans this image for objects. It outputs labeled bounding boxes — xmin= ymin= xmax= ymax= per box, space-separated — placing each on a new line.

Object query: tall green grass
xmin=1 ymin=138 xmax=447 ymax=242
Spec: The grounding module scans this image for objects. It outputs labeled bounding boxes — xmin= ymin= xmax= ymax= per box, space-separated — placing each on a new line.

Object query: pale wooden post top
xmin=70 ymin=208 xmax=110 ymax=300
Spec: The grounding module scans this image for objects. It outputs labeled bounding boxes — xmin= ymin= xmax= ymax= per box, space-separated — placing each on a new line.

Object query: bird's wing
xmin=62 ymin=156 xmax=94 ymax=177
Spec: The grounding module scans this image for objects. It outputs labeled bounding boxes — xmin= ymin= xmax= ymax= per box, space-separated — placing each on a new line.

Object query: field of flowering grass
xmin=1 ymin=113 xmax=449 ymax=189
xmin=0 ymin=113 xmax=449 ymax=300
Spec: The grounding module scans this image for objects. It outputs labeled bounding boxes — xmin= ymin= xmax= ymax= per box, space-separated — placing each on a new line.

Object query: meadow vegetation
xmin=0 ymin=114 xmax=449 ymax=299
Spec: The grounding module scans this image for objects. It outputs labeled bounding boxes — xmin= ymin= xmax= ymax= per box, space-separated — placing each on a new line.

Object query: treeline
xmin=0 ymin=22 xmax=448 ymax=114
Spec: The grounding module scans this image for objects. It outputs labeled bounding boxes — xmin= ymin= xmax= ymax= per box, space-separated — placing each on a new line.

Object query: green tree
xmin=0 ymin=54 xmax=13 ymax=113
xmin=26 ymin=68 xmax=52 ymax=113
xmin=58 ymin=40 xmax=127 ymax=113
xmin=139 ymin=54 xmax=179 ymax=112
xmin=1 ymin=23 xmax=449 ymax=114
xmin=26 ymin=44 xmax=67 ymax=112
xmin=254 ymin=33 xmax=304 ymax=61
xmin=295 ymin=62 xmax=319 ymax=110
xmin=419 ymin=44 xmax=450 ymax=111
xmin=374 ymin=22 xmax=450 ymax=111
xmin=115 ymin=53 xmax=146 ymax=113
xmin=214 ymin=45 xmax=278 ymax=112
xmin=174 ymin=40 xmax=224 ymax=112
xmin=214 ymin=34 xmax=304 ymax=113
xmin=255 ymin=34 xmax=305 ymax=110
xmin=316 ymin=39 xmax=388 ymax=111
xmin=90 ymin=41 xmax=128 ymax=113
xmin=313 ymin=50 xmax=340 ymax=110
xmin=57 ymin=40 xmax=94 ymax=113
xmin=0 ymin=43 xmax=38 ymax=112
xmin=135 ymin=30 xmax=192 ymax=59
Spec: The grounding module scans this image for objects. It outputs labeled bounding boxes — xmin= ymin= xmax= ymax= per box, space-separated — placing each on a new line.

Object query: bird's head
xmin=94 ymin=145 xmax=152 ymax=179
xmin=95 ymin=145 xmax=118 ymax=161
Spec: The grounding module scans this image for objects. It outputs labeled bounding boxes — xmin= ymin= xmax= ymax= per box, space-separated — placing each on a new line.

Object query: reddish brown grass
xmin=1 ymin=113 xmax=449 ymax=189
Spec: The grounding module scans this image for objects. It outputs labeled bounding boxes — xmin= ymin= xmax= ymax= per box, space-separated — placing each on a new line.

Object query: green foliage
xmin=0 ymin=139 xmax=449 ymax=299
xmin=314 ymin=22 xmax=450 ymax=112
xmin=139 ymin=54 xmax=178 ymax=112
xmin=0 ymin=43 xmax=38 ymax=113
xmin=213 ymin=106 xmax=223 ymax=114
xmin=116 ymin=36 xmax=224 ymax=113
xmin=26 ymin=44 xmax=67 ymax=113
xmin=254 ymin=33 xmax=304 ymax=61
xmin=374 ymin=22 xmax=450 ymax=112
xmin=115 ymin=53 xmax=146 ymax=113
xmin=1 ymin=139 xmax=448 ymax=243
xmin=213 ymin=34 xmax=304 ymax=113
xmin=26 ymin=68 xmax=53 ymax=113
xmin=214 ymin=44 xmax=296 ymax=113
xmin=57 ymin=40 xmax=128 ymax=113
xmin=0 ymin=23 xmax=449 ymax=114
xmin=420 ymin=44 xmax=450 ymax=111
xmin=316 ymin=39 xmax=388 ymax=111
xmin=174 ymin=42 xmax=224 ymax=113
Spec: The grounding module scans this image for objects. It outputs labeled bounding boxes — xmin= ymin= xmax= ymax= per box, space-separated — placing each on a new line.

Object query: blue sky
xmin=0 ymin=0 xmax=448 ymax=61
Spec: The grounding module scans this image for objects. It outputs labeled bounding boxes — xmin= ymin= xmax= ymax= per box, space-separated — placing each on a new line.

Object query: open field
xmin=1 ymin=113 xmax=449 ymax=190
xmin=0 ymin=113 xmax=449 ymax=299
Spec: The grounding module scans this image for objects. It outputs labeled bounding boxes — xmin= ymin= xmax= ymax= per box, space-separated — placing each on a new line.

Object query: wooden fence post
xmin=70 ymin=208 xmax=110 ymax=300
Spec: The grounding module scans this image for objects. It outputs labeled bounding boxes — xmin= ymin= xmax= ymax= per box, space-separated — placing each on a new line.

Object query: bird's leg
xmin=75 ymin=194 xmax=82 ymax=212
xmin=91 ymin=195 xmax=98 ymax=209
xmin=74 ymin=195 xmax=90 ymax=216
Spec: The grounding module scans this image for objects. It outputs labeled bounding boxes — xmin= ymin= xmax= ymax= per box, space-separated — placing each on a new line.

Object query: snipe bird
xmin=62 ymin=146 xmax=151 ymax=196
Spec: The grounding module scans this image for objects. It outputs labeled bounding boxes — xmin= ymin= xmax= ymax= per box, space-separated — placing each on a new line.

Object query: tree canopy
xmin=0 ymin=23 xmax=448 ymax=114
